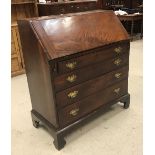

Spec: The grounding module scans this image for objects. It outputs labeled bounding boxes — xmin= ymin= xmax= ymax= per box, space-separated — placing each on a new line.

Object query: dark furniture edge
xmin=31 ymin=93 xmax=130 ymax=150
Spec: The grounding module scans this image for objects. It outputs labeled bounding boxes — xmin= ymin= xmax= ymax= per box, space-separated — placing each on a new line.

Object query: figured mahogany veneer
xmin=18 ymin=10 xmax=130 ymax=150
xmin=57 ymin=41 xmax=129 ymax=74
xmin=58 ymin=79 xmax=128 ymax=127
xmin=54 ymin=54 xmax=129 ymax=91
xmin=30 ymin=10 xmax=128 ymax=59
xmin=56 ymin=66 xmax=129 ymax=108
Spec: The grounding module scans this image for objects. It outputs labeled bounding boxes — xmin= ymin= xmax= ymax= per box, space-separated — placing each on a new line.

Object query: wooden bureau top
xmin=29 ymin=10 xmax=129 ymax=60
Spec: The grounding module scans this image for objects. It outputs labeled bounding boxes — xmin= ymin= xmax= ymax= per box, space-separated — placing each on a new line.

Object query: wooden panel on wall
xmin=11 ymin=0 xmax=35 ymax=4
xmin=11 ymin=25 xmax=25 ymax=76
xmin=12 ymin=3 xmax=37 ymax=23
xmin=11 ymin=1 xmax=38 ymax=76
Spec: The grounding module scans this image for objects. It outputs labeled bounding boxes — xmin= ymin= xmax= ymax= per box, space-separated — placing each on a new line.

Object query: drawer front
xmin=56 ymin=65 xmax=129 ymax=108
xmin=57 ymin=42 xmax=129 ymax=74
xmin=58 ymin=5 xmax=68 ymax=14
xmin=88 ymin=2 xmax=97 ymax=10
xmin=68 ymin=4 xmax=76 ymax=12
xmin=73 ymin=2 xmax=96 ymax=12
xmin=38 ymin=4 xmax=60 ymax=16
xmin=54 ymin=53 xmax=129 ymax=92
xmin=58 ymin=79 xmax=128 ymax=127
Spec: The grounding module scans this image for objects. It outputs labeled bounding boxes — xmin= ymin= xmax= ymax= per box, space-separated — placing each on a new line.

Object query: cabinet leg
xmin=124 ymin=98 xmax=130 ymax=109
xmin=31 ymin=110 xmax=66 ymax=150
xmin=120 ymin=94 xmax=130 ymax=109
xmin=31 ymin=111 xmax=40 ymax=128
xmin=53 ymin=134 xmax=66 ymax=150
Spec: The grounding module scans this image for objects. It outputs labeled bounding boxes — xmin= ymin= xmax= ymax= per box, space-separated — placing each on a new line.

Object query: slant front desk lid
xmin=30 ymin=10 xmax=129 ymax=60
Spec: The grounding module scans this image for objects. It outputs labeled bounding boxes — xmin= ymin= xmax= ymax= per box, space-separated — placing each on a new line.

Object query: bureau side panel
xmin=18 ymin=20 xmax=58 ymax=128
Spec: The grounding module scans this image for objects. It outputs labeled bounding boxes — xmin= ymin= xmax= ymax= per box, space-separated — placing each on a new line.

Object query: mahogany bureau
xmin=18 ymin=10 xmax=130 ymax=150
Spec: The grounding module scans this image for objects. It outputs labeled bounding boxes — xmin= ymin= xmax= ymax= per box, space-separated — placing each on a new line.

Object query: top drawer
xmin=57 ymin=42 xmax=129 ymax=74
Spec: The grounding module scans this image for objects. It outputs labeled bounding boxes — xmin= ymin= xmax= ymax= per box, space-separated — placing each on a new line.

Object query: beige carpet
xmin=11 ymin=40 xmax=143 ymax=155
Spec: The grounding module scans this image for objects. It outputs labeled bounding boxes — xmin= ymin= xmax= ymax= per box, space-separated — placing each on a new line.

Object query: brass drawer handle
xmin=115 ymin=73 xmax=122 ymax=79
xmin=113 ymin=88 xmax=120 ymax=94
xmin=114 ymin=58 xmax=122 ymax=66
xmin=66 ymin=61 xmax=77 ymax=69
xmin=66 ymin=74 xmax=77 ymax=83
xmin=70 ymin=108 xmax=79 ymax=116
xmin=114 ymin=47 xmax=122 ymax=54
xmin=68 ymin=91 xmax=78 ymax=99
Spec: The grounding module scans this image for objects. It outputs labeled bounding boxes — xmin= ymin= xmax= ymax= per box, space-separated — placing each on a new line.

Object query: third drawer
xmin=56 ymin=65 xmax=129 ymax=108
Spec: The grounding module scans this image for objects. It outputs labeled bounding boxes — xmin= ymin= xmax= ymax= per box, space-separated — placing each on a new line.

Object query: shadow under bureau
xmin=18 ymin=10 xmax=130 ymax=150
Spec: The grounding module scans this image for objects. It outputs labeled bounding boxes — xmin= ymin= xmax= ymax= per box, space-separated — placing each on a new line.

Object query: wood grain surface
xmin=30 ymin=10 xmax=129 ymax=60
xmin=58 ymin=79 xmax=128 ymax=127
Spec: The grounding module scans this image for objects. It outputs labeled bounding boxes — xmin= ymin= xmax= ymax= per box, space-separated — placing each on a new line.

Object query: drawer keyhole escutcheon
xmin=114 ymin=58 xmax=122 ymax=66
xmin=68 ymin=91 xmax=78 ymax=98
xmin=70 ymin=108 xmax=79 ymax=116
xmin=66 ymin=61 xmax=77 ymax=69
xmin=115 ymin=73 xmax=122 ymax=79
xmin=114 ymin=88 xmax=121 ymax=94
xmin=66 ymin=74 xmax=77 ymax=83
xmin=114 ymin=47 xmax=122 ymax=54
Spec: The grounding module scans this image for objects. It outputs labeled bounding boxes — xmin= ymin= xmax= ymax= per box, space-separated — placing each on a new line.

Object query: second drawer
xmin=54 ymin=53 xmax=129 ymax=92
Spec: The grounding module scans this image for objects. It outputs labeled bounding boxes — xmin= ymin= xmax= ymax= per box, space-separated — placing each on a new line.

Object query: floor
xmin=11 ymin=40 xmax=143 ymax=155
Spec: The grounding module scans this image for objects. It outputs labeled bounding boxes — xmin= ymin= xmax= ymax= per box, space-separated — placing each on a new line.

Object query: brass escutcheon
xmin=69 ymin=108 xmax=79 ymax=116
xmin=66 ymin=74 xmax=77 ymax=83
xmin=114 ymin=88 xmax=121 ymax=94
xmin=66 ymin=61 xmax=77 ymax=69
xmin=68 ymin=91 xmax=78 ymax=98
xmin=115 ymin=73 xmax=122 ymax=79
xmin=114 ymin=58 xmax=122 ymax=66
xmin=114 ymin=47 xmax=122 ymax=54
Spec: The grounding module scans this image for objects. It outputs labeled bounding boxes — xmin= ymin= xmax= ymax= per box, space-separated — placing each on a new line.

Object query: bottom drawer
xmin=58 ymin=79 xmax=128 ymax=127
